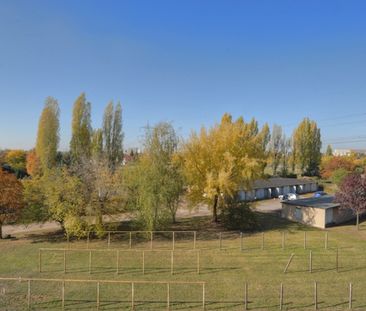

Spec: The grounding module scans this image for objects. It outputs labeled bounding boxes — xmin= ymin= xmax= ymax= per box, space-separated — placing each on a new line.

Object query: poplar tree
xmin=70 ymin=93 xmax=92 ymax=162
xmin=91 ymin=129 xmax=103 ymax=158
xmin=269 ymin=124 xmax=283 ymax=175
xmin=35 ymin=97 xmax=60 ymax=172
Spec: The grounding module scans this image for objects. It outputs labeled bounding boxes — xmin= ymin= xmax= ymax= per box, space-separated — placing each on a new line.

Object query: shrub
xmin=220 ymin=201 xmax=258 ymax=231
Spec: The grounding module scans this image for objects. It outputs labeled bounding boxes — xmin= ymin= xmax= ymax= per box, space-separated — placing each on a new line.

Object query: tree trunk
xmin=0 ymin=222 xmax=2 ymax=239
xmin=212 ymin=195 xmax=218 ymax=223
xmin=356 ymin=211 xmax=360 ymax=230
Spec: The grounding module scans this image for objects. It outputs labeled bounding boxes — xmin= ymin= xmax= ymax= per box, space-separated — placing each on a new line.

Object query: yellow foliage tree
xmin=180 ymin=113 xmax=268 ymax=222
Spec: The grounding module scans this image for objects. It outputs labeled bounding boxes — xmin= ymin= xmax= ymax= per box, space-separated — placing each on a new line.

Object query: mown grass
xmin=1 ymin=212 xmax=366 ymax=310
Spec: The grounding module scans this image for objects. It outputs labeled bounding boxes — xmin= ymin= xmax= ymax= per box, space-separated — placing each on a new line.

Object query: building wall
xmin=281 ymin=203 xmax=326 ymax=229
xmin=331 ymin=207 xmax=354 ymax=225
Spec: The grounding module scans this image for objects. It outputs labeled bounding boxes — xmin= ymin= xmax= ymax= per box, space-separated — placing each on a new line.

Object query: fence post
xmin=167 ymin=283 xmax=170 ymax=311
xmin=67 ymin=234 xmax=70 ymax=249
xmin=27 ymin=280 xmax=31 ymax=310
xmin=202 ymin=282 xmax=205 ymax=310
xmin=197 ymin=250 xmax=200 ymax=274
xmin=171 ymin=251 xmax=174 ymax=275
xmin=244 ymin=282 xmax=248 ymax=310
xmin=284 ymin=253 xmax=294 ymax=273
xmin=194 ymin=231 xmax=197 ymax=249
xmin=314 ymin=281 xmax=318 ymax=310
xmin=261 ymin=232 xmax=264 ymax=250
xmin=240 ymin=232 xmax=243 ymax=251
xmin=142 ymin=251 xmax=145 ymax=274
xmin=63 ymin=250 xmax=66 ymax=274
xmin=131 ymin=282 xmax=134 ymax=310
xmin=129 ymin=232 xmax=132 ymax=249
xmin=116 ymin=250 xmax=119 ymax=274
xmin=96 ymin=281 xmax=100 ymax=311
xmin=336 ymin=248 xmax=339 ymax=272
xmin=38 ymin=249 xmax=42 ymax=273
xmin=280 ymin=283 xmax=283 ymax=310
xmin=349 ymin=282 xmax=352 ymax=310
xmin=61 ymin=281 xmax=65 ymax=311
xmin=150 ymin=231 xmax=153 ymax=249
xmin=108 ymin=232 xmax=111 ymax=248
xmin=304 ymin=231 xmax=307 ymax=250
xmin=325 ymin=232 xmax=328 ymax=250
xmin=309 ymin=251 xmax=312 ymax=273
xmin=89 ymin=250 xmax=92 ymax=274
xmin=87 ymin=232 xmax=90 ymax=249
xmin=172 ymin=232 xmax=175 ymax=251
xmin=219 ymin=232 xmax=222 ymax=250
xmin=282 ymin=232 xmax=285 ymax=250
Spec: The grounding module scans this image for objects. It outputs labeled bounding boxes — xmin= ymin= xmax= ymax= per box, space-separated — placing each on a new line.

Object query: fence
xmin=39 ymin=248 xmax=201 ymax=275
xmin=0 ymin=277 xmax=205 ymax=311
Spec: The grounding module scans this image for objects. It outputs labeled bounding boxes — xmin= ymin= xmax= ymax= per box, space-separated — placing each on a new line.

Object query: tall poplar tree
xmin=70 ymin=93 xmax=92 ymax=162
xmin=35 ymin=97 xmax=60 ymax=172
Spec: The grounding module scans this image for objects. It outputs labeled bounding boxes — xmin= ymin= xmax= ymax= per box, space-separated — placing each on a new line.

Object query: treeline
xmin=0 ymin=95 xmax=324 ymax=238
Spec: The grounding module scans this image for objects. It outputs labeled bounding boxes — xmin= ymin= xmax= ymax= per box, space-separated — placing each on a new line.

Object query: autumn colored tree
xmin=320 ymin=156 xmax=356 ymax=179
xmin=0 ymin=169 xmax=24 ymax=238
xmin=4 ymin=150 xmax=27 ymax=173
xmin=325 ymin=145 xmax=333 ymax=156
xmin=36 ymin=97 xmax=60 ymax=172
xmin=70 ymin=93 xmax=92 ymax=162
xmin=268 ymin=124 xmax=283 ymax=175
xmin=292 ymin=118 xmax=322 ymax=176
xmin=91 ymin=129 xmax=103 ymax=158
xmin=335 ymin=173 xmax=366 ymax=230
xmin=181 ymin=113 xmax=268 ymax=222
xmin=26 ymin=149 xmax=41 ymax=176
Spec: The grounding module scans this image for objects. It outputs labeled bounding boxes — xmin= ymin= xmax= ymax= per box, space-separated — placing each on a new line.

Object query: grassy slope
xmin=1 ymin=213 xmax=366 ymax=310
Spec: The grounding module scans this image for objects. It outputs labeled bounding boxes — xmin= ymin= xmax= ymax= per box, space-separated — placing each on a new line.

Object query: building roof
xmin=282 ymin=195 xmax=340 ymax=209
xmin=252 ymin=177 xmax=316 ymax=189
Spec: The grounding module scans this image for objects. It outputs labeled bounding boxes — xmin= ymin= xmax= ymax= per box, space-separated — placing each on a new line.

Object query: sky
xmin=1 ymin=0 xmax=366 ymax=151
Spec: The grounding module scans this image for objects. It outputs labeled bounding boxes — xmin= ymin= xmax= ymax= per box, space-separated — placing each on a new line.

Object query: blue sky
xmin=1 ymin=0 xmax=366 ymax=151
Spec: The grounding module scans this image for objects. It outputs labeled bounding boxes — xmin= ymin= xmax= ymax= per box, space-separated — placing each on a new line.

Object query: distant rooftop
xmin=252 ymin=177 xmax=316 ymax=189
xmin=283 ymin=195 xmax=340 ymax=209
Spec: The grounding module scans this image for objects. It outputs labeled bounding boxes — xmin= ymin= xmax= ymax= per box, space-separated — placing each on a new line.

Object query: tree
xmin=326 ymin=145 xmax=333 ymax=156
xmin=331 ymin=168 xmax=349 ymax=186
xmin=280 ymin=136 xmax=291 ymax=176
xmin=5 ymin=150 xmax=27 ymax=173
xmin=103 ymin=102 xmax=124 ymax=169
xmin=91 ymin=129 xmax=103 ymax=158
xmin=70 ymin=93 xmax=92 ymax=162
xmin=269 ymin=124 xmax=283 ymax=175
xmin=321 ymin=156 xmax=355 ymax=180
xmin=26 ymin=149 xmax=41 ymax=176
xmin=36 ymin=97 xmax=60 ymax=172
xmin=0 ymin=169 xmax=23 ymax=238
xmin=335 ymin=173 xmax=366 ymax=230
xmin=125 ymin=123 xmax=184 ymax=229
xmin=180 ymin=113 xmax=268 ymax=222
xmin=292 ymin=118 xmax=321 ymax=176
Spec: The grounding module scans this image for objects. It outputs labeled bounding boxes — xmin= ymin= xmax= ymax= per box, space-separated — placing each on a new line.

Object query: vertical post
xmin=171 ymin=251 xmax=174 ymax=275
xmin=282 ymin=232 xmax=285 ymax=250
xmin=349 ymin=283 xmax=352 ymax=310
xmin=240 ymin=232 xmax=243 ymax=251
xmin=27 ymin=280 xmax=31 ymax=310
xmin=261 ymin=232 xmax=264 ymax=250
xmin=325 ymin=232 xmax=328 ymax=250
xmin=197 ymin=250 xmax=200 ymax=274
xmin=87 ymin=232 xmax=90 ymax=249
xmin=336 ymin=248 xmax=339 ymax=272
xmin=63 ymin=249 xmax=66 ymax=274
xmin=172 ymin=232 xmax=175 ymax=251
xmin=194 ymin=231 xmax=197 ymax=249
xmin=129 ymin=232 xmax=132 ymax=249
xmin=89 ymin=250 xmax=92 ymax=274
xmin=244 ymin=282 xmax=248 ymax=311
xmin=309 ymin=250 xmax=312 ymax=273
xmin=61 ymin=281 xmax=65 ymax=311
xmin=280 ymin=283 xmax=283 ymax=310
xmin=38 ymin=249 xmax=42 ymax=273
xmin=167 ymin=283 xmax=170 ymax=311
xmin=202 ymin=283 xmax=205 ymax=310
xmin=150 ymin=231 xmax=153 ymax=250
xmin=131 ymin=282 xmax=134 ymax=310
xmin=219 ymin=232 xmax=222 ymax=250
xmin=96 ymin=282 xmax=100 ymax=311
xmin=116 ymin=250 xmax=119 ymax=274
xmin=67 ymin=234 xmax=70 ymax=249
xmin=314 ymin=281 xmax=318 ymax=310
xmin=142 ymin=251 xmax=145 ymax=274
xmin=304 ymin=231 xmax=307 ymax=250
xmin=108 ymin=232 xmax=111 ymax=248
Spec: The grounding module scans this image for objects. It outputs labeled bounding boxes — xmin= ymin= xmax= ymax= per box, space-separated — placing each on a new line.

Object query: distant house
xmin=333 ymin=149 xmax=366 ymax=157
xmin=239 ymin=177 xmax=318 ymax=201
xmin=281 ymin=195 xmax=354 ymax=229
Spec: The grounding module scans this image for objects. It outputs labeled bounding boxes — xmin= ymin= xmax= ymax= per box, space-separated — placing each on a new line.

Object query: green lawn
xmin=1 ymin=213 xmax=366 ymax=310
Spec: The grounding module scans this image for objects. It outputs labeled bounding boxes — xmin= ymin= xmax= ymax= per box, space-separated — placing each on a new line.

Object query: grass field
xmin=1 ymin=212 xmax=366 ymax=310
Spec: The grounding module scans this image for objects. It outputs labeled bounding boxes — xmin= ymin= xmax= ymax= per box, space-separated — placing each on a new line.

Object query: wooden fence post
xmin=304 ymin=231 xmax=307 ymax=250
xmin=129 ymin=232 xmax=132 ymax=249
xmin=284 ymin=253 xmax=294 ymax=273
xmin=240 ymin=232 xmax=243 ymax=251
xmin=38 ymin=249 xmax=42 ymax=273
xmin=280 ymin=283 xmax=283 ymax=310
xmin=150 ymin=231 xmax=153 ymax=250
xmin=108 ymin=232 xmax=111 ymax=248
xmin=116 ymin=250 xmax=119 ymax=274
xmin=309 ymin=251 xmax=312 ymax=273
xmin=142 ymin=251 xmax=145 ymax=274
xmin=63 ymin=250 xmax=66 ymax=274
xmin=282 ymin=232 xmax=285 ymax=250
xmin=96 ymin=281 xmax=100 ymax=311
xmin=171 ymin=251 xmax=174 ymax=275
xmin=87 ymin=232 xmax=90 ymax=249
xmin=202 ymin=282 xmax=205 ymax=310
xmin=325 ymin=232 xmax=328 ymax=250
xmin=131 ymin=282 xmax=135 ymax=310
xmin=219 ymin=232 xmax=222 ymax=250
xmin=194 ymin=231 xmax=197 ymax=249
xmin=349 ymin=282 xmax=352 ymax=310
xmin=27 ymin=280 xmax=31 ymax=310
xmin=261 ymin=232 xmax=264 ymax=250
xmin=89 ymin=250 xmax=92 ymax=274
xmin=167 ymin=283 xmax=170 ymax=310
xmin=61 ymin=281 xmax=65 ymax=311
xmin=244 ymin=282 xmax=248 ymax=310
xmin=336 ymin=248 xmax=339 ymax=272
xmin=197 ymin=250 xmax=200 ymax=274
xmin=314 ymin=281 xmax=318 ymax=310
xmin=172 ymin=232 xmax=175 ymax=251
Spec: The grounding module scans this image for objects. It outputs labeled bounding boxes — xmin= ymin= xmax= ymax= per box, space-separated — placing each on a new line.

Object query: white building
xmin=333 ymin=149 xmax=366 ymax=156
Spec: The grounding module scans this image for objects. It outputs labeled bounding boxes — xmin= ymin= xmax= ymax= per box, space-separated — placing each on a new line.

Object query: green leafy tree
xmin=5 ymin=150 xmax=27 ymax=173
xmin=91 ymin=129 xmax=103 ymax=158
xmin=269 ymin=124 xmax=283 ymax=175
xmin=181 ymin=113 xmax=268 ymax=222
xmin=36 ymin=97 xmax=60 ymax=172
xmin=326 ymin=145 xmax=333 ymax=156
xmin=70 ymin=93 xmax=92 ymax=162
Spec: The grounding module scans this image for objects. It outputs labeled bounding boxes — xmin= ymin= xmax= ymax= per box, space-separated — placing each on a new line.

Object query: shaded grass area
xmin=1 ymin=212 xmax=366 ymax=310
